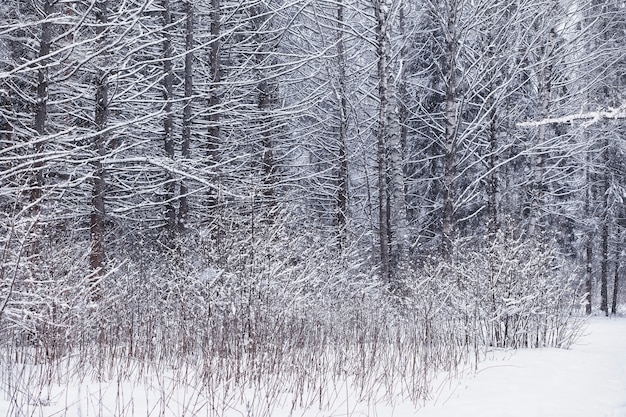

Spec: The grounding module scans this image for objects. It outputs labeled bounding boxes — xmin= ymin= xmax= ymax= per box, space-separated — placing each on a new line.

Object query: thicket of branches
xmin=0 ymin=0 xmax=622 ymax=414
xmin=1 ymin=220 xmax=583 ymax=415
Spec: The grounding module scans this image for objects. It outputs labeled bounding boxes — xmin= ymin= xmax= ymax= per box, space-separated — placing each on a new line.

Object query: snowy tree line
xmin=0 ymin=0 xmax=623 ymax=412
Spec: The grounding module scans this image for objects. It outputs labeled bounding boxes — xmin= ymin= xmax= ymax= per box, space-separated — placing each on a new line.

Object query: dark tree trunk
xmin=258 ymin=80 xmax=278 ymax=220
xmin=377 ymin=121 xmax=390 ymax=283
xmin=33 ymin=1 xmax=53 ymax=197
xmin=207 ymin=0 xmax=221 ymax=213
xmin=600 ymin=139 xmax=609 ymax=316
xmin=487 ymin=107 xmax=499 ymax=240
xmin=29 ymin=0 xmax=54 ymax=256
xmin=336 ymin=0 xmax=349 ymax=250
xmin=251 ymin=4 xmax=279 ymax=223
xmin=161 ymin=0 xmax=176 ymax=235
xmin=374 ymin=0 xmax=391 ymax=284
xmin=611 ymin=227 xmax=621 ymax=315
xmin=584 ymin=153 xmax=593 ymax=315
xmin=178 ymin=1 xmax=194 ymax=231
xmin=441 ymin=3 xmax=459 ymax=260
xmin=586 ymin=239 xmax=593 ymax=315
xmin=90 ymin=0 xmax=110 ymax=296
xmin=601 ymin=217 xmax=609 ymax=316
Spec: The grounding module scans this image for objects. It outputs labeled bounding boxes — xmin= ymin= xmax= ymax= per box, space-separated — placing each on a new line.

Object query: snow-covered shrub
xmin=0 ymin=212 xmax=94 ymax=363
xmin=0 ymin=213 xmax=586 ymax=416
xmin=4 ymin=222 xmax=471 ymax=410
xmin=408 ymin=233 xmax=585 ymax=350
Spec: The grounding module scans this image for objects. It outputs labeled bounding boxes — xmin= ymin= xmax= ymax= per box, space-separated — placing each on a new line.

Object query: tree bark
xmin=374 ymin=0 xmax=407 ymax=285
xmin=32 ymin=1 xmax=53 ymax=207
xmin=486 ymin=107 xmax=499 ymax=240
xmin=258 ymin=80 xmax=278 ymax=220
xmin=161 ymin=0 xmax=176 ymax=236
xmin=178 ymin=1 xmax=194 ymax=231
xmin=252 ymin=5 xmax=279 ymax=222
xmin=584 ymin=154 xmax=593 ymax=315
xmin=28 ymin=0 xmax=54 ymax=256
xmin=600 ymin=138 xmax=610 ymax=316
xmin=441 ymin=1 xmax=459 ymax=259
xmin=90 ymin=0 xmax=109 ymax=296
xmin=611 ymin=222 xmax=621 ymax=315
xmin=207 ymin=0 xmax=221 ymax=213
xmin=527 ymin=20 xmax=557 ymax=238
xmin=336 ymin=0 xmax=349 ymax=250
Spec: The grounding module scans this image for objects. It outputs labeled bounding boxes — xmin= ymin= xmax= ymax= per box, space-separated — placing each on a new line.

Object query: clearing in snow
xmin=418 ymin=317 xmax=626 ymax=417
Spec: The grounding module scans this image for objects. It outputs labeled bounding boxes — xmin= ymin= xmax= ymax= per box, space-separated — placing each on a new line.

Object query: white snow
xmin=2 ymin=318 xmax=626 ymax=417
xmin=517 ymin=104 xmax=626 ymax=127
xmin=418 ymin=317 xmax=626 ymax=417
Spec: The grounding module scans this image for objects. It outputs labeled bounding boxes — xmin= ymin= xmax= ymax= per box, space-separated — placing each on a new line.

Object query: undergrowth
xmin=0 ymin=228 xmax=585 ymax=416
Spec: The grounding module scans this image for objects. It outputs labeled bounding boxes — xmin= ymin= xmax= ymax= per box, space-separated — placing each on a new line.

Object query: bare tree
xmin=31 ymin=1 xmax=55 ymax=217
xmin=161 ymin=0 xmax=177 ymax=236
xmin=178 ymin=0 xmax=194 ymax=231
xmin=206 ymin=0 xmax=222 ymax=218
xmin=336 ymin=0 xmax=350 ymax=249
xmin=89 ymin=0 xmax=110 ymax=291
xmin=372 ymin=0 xmax=408 ymax=284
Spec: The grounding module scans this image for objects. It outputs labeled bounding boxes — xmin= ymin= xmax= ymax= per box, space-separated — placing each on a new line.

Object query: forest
xmin=0 ymin=0 xmax=625 ymax=415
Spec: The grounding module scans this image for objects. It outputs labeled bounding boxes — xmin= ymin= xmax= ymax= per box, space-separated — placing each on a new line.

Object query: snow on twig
xmin=518 ymin=104 xmax=626 ymax=128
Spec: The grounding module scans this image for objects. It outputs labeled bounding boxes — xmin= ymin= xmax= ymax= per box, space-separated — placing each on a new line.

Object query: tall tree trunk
xmin=586 ymin=237 xmax=594 ymax=315
xmin=90 ymin=0 xmax=109 ymax=296
xmin=377 ymin=112 xmax=390 ymax=283
xmin=258 ymin=80 xmax=278 ymax=220
xmin=207 ymin=0 xmax=221 ymax=214
xmin=162 ymin=0 xmax=176 ymax=236
xmin=0 ymin=90 xmax=10 ymax=144
xmin=374 ymin=0 xmax=390 ymax=283
xmin=528 ymin=114 xmax=547 ymax=237
xmin=253 ymin=5 xmax=279 ymax=223
xmin=527 ymin=20 xmax=557 ymax=238
xmin=336 ymin=0 xmax=349 ymax=250
xmin=600 ymin=138 xmax=610 ymax=316
xmin=161 ymin=0 xmax=176 ymax=237
xmin=33 ymin=1 xmax=53 ymax=206
xmin=29 ymin=0 xmax=54 ymax=256
xmin=178 ymin=1 xmax=194 ymax=231
xmin=611 ymin=221 xmax=621 ymax=315
xmin=486 ymin=106 xmax=499 ymax=240
xmin=387 ymin=3 xmax=408 ymax=280
xmin=374 ymin=0 xmax=407 ymax=285
xmin=441 ymin=1 xmax=459 ymax=259
xmin=584 ymin=154 xmax=593 ymax=315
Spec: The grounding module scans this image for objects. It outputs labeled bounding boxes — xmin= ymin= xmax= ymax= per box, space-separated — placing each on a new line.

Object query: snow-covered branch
xmin=518 ymin=105 xmax=626 ymax=127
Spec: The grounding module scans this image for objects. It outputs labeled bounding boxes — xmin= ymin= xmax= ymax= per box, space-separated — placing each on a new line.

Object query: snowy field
xmin=1 ymin=317 xmax=625 ymax=417
xmin=419 ymin=317 xmax=626 ymax=417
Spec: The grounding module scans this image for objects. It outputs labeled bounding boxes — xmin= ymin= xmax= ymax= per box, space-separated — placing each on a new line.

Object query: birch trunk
xmin=374 ymin=0 xmax=407 ymax=285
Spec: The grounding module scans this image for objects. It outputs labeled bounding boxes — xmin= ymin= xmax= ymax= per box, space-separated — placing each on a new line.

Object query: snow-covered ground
xmin=418 ymin=317 xmax=626 ymax=417
xmin=2 ymin=318 xmax=625 ymax=417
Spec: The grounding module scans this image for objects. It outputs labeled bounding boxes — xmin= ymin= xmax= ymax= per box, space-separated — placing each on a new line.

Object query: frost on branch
xmin=518 ymin=104 xmax=626 ymax=128
xmin=408 ymin=234 xmax=585 ymax=350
